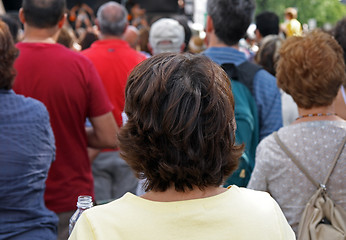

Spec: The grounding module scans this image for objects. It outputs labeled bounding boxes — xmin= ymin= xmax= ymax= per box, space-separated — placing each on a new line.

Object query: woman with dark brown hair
xmin=248 ymin=29 xmax=346 ymax=236
xmin=69 ymin=53 xmax=294 ymax=240
xmin=0 ymin=20 xmax=58 ymax=239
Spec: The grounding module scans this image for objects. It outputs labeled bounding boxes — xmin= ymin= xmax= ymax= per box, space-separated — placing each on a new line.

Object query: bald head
xmin=124 ymin=25 xmax=139 ymax=49
xmin=97 ymin=1 xmax=128 ymax=37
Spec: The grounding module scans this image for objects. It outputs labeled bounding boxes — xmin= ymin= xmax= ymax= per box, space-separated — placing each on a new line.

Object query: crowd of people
xmin=0 ymin=0 xmax=345 ymax=239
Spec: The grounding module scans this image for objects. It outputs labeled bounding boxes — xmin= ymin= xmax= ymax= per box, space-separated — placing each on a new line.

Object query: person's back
xmin=82 ymin=40 xmax=145 ymax=127
xmin=203 ymin=0 xmax=282 ymax=186
xmin=221 ymin=63 xmax=260 ymax=186
xmin=254 ymin=35 xmax=298 ymax=126
xmin=70 ymin=186 xmax=293 ymax=240
xmin=0 ymin=20 xmax=58 ymax=239
xmin=248 ymin=30 xmax=346 ymax=235
xmin=0 ymin=92 xmax=58 ymax=239
xmin=82 ymin=1 xmax=145 ymax=203
xmin=69 ymin=52 xmax=295 ymax=240
xmin=12 ymin=0 xmax=117 ymax=239
xmin=283 ymin=8 xmax=302 ymax=37
xmin=14 ymin=43 xmax=111 ymax=205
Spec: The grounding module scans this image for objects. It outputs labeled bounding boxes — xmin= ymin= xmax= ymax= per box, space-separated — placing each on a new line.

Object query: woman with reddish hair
xmin=248 ymin=29 xmax=346 ymax=235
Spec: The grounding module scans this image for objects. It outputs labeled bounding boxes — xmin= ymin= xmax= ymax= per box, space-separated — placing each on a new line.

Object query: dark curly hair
xmin=277 ymin=29 xmax=346 ymax=109
xmin=0 ymin=20 xmax=19 ymax=90
xmin=118 ymin=53 xmax=243 ymax=192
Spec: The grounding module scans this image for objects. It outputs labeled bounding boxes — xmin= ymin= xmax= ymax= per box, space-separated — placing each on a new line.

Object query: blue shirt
xmin=0 ymin=90 xmax=58 ymax=239
xmin=203 ymin=47 xmax=283 ymax=140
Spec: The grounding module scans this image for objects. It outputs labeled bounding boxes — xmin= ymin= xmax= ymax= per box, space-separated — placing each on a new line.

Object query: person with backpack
xmin=203 ymin=0 xmax=282 ymax=187
xmin=248 ymin=29 xmax=346 ymax=238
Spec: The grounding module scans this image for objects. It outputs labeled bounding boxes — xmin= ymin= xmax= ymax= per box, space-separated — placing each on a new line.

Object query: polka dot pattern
xmin=248 ymin=121 xmax=346 ymax=235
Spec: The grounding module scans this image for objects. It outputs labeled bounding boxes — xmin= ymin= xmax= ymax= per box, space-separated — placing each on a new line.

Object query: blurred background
xmin=2 ymin=0 xmax=346 ymax=30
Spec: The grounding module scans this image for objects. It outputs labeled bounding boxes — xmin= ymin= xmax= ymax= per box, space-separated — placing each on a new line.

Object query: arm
xmin=247 ymin=139 xmax=269 ymax=191
xmin=87 ymin=148 xmax=101 ymax=163
xmin=335 ymin=86 xmax=346 ymax=120
xmin=87 ymin=112 xmax=119 ymax=149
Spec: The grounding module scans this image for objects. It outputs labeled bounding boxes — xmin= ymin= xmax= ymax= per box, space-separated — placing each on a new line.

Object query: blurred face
xmin=131 ymin=4 xmax=145 ymax=18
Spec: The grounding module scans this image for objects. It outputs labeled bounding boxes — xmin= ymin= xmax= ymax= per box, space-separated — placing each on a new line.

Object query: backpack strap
xmin=236 ymin=61 xmax=262 ymax=95
xmin=221 ymin=61 xmax=262 ymax=95
xmin=273 ymin=132 xmax=346 ymax=189
xmin=321 ymin=135 xmax=346 ymax=186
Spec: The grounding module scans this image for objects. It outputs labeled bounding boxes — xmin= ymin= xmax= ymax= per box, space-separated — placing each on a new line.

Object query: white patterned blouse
xmin=248 ymin=120 xmax=346 ymax=234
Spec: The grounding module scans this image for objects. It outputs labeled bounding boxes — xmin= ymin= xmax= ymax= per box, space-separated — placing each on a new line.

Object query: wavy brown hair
xmin=118 ymin=53 xmax=243 ymax=192
xmin=0 ymin=20 xmax=19 ymax=90
xmin=277 ymin=29 xmax=346 ymax=109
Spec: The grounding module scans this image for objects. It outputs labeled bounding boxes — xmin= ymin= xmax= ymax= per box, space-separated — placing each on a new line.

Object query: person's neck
xmin=21 ymin=25 xmax=59 ymax=44
xmin=99 ymin=34 xmax=123 ymax=41
xmin=141 ymin=186 xmax=227 ymax=202
xmin=295 ymin=105 xmax=342 ymax=123
xmin=207 ymin=33 xmax=239 ymax=49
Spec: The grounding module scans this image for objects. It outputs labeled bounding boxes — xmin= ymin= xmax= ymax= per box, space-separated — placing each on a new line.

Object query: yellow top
xmin=69 ymin=186 xmax=295 ymax=240
xmin=286 ymin=19 xmax=302 ymax=37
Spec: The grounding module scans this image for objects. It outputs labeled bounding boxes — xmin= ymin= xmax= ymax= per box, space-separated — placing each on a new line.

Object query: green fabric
xmin=224 ymin=80 xmax=259 ymax=187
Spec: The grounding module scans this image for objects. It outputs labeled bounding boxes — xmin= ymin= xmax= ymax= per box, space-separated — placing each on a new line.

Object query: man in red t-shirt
xmin=82 ymin=1 xmax=146 ymax=204
xmin=13 ymin=0 xmax=118 ymax=239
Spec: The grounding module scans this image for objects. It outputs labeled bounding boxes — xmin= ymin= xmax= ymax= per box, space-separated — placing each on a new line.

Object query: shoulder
xmin=229 ymin=187 xmax=280 ymax=215
xmin=254 ymin=69 xmax=277 ymax=85
xmin=230 ymin=187 xmax=295 ymax=238
xmin=1 ymin=93 xmax=51 ymax=128
xmin=255 ymin=130 xmax=290 ymax=165
xmin=24 ymin=97 xmax=51 ymax=124
xmin=253 ymin=69 xmax=280 ymax=100
xmin=83 ymin=193 xmax=132 ymax=217
xmin=44 ymin=44 xmax=95 ymax=66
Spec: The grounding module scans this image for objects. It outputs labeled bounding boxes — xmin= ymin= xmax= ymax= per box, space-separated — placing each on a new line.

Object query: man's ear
xmin=255 ymin=29 xmax=262 ymax=42
xmin=180 ymin=43 xmax=186 ymax=53
xmin=58 ymin=13 xmax=67 ymax=28
xmin=147 ymin=42 xmax=153 ymax=55
xmin=122 ymin=22 xmax=129 ymax=35
xmin=19 ymin=8 xmax=25 ymax=24
xmin=206 ymin=15 xmax=214 ymax=33
xmin=95 ymin=19 xmax=101 ymax=31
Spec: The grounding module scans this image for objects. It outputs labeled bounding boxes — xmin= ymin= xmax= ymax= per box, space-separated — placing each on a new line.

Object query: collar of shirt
xmin=203 ymin=47 xmax=247 ymax=66
xmin=0 ymin=89 xmax=14 ymax=94
xmin=91 ymin=39 xmax=130 ymax=49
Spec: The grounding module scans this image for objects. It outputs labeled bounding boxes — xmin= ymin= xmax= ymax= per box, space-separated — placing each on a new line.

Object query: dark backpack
xmin=221 ymin=61 xmax=261 ymax=187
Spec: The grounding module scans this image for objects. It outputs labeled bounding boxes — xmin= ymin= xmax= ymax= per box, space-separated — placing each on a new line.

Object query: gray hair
xmin=97 ymin=1 xmax=128 ymax=36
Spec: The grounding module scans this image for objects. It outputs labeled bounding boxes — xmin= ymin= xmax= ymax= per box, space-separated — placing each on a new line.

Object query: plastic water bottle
xmin=68 ymin=195 xmax=93 ymax=235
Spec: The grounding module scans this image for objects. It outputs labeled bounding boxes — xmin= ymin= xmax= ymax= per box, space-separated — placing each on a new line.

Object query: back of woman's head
xmin=255 ymin=35 xmax=283 ymax=76
xmin=277 ymin=29 xmax=346 ymax=109
xmin=0 ymin=20 xmax=19 ymax=90
xmin=118 ymin=53 xmax=243 ymax=192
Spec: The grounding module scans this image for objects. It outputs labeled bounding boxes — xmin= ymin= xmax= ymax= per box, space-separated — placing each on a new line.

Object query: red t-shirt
xmin=13 ymin=43 xmax=113 ymax=213
xmin=82 ymin=39 xmax=146 ymax=127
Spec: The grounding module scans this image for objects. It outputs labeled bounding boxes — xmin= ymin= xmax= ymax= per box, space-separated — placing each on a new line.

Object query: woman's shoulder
xmin=1 ymin=92 xmax=50 ymax=124
xmin=227 ymin=186 xmax=277 ymax=211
